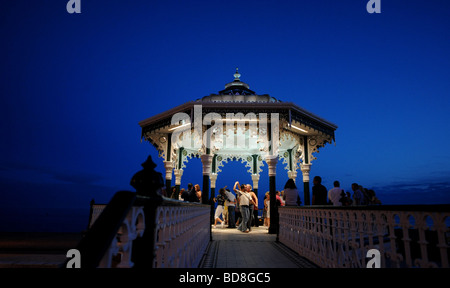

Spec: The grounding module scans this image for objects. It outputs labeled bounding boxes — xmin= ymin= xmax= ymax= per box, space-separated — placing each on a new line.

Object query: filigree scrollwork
xmin=145 ymin=132 xmax=168 ymax=160
xmin=214 ymin=154 xmax=257 ymax=174
xmin=177 ymin=148 xmax=201 ymax=170
xmin=306 ymin=135 xmax=333 ymax=162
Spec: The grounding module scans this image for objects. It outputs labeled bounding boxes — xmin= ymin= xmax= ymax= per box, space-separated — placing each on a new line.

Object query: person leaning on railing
xmin=194 ymin=184 xmax=202 ymax=202
xmin=283 ymin=179 xmax=302 ymax=206
xmin=328 ymin=181 xmax=343 ymax=206
xmin=351 ymin=183 xmax=364 ymax=205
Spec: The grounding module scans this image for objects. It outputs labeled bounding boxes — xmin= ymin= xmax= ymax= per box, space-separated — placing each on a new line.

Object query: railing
xmin=88 ymin=204 xmax=107 ymax=229
xmin=278 ymin=205 xmax=450 ymax=268
xmin=70 ymin=191 xmax=211 ymax=268
xmin=151 ymin=200 xmax=210 ymax=268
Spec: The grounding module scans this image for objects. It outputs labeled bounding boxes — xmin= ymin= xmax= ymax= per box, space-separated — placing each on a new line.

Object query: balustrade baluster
xmin=278 ymin=205 xmax=449 ymax=268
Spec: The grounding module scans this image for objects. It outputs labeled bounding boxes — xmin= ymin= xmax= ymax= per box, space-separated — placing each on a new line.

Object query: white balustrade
xmin=97 ymin=206 xmax=145 ymax=268
xmin=92 ymin=201 xmax=210 ymax=268
xmin=278 ymin=206 xmax=450 ymax=268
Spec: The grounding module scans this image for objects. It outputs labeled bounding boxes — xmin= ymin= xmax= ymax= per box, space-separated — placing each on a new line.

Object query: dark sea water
xmin=0 ymin=207 xmax=90 ymax=233
xmin=374 ymin=187 xmax=450 ymax=205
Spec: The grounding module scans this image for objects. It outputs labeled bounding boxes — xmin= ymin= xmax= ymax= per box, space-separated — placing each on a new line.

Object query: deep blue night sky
xmin=1 ymin=1 xmax=449 ymax=232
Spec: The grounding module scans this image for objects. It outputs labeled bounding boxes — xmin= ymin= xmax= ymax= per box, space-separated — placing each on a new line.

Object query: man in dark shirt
xmin=181 ymin=183 xmax=197 ymax=202
xmin=188 ymin=183 xmax=200 ymax=203
xmin=312 ymin=176 xmax=328 ymax=205
xmin=180 ymin=188 xmax=189 ymax=201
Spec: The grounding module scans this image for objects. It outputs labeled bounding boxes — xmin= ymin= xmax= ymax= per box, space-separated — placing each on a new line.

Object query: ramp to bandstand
xmin=199 ymin=226 xmax=318 ymax=268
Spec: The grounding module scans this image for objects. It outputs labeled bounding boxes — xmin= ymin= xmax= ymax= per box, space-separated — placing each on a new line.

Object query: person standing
xmin=169 ymin=186 xmax=177 ymax=199
xmin=352 ymin=183 xmax=364 ymax=205
xmin=246 ymin=184 xmax=258 ymax=230
xmin=234 ymin=184 xmax=245 ymax=227
xmin=360 ymin=186 xmax=370 ymax=205
xmin=346 ymin=192 xmax=353 ymax=206
xmin=312 ymin=176 xmax=328 ymax=205
xmin=225 ymin=188 xmax=236 ymax=228
xmin=367 ymin=189 xmax=381 ymax=205
xmin=188 ymin=184 xmax=200 ymax=203
xmin=181 ymin=186 xmax=189 ymax=201
xmin=182 ymin=183 xmax=194 ymax=202
xmin=283 ymin=179 xmax=301 ymax=206
xmin=234 ymin=181 xmax=251 ymax=233
xmin=328 ymin=181 xmax=343 ymax=206
xmin=264 ymin=192 xmax=270 ymax=228
xmin=179 ymin=188 xmax=186 ymax=200
xmin=235 ymin=191 xmax=241 ymax=227
xmin=338 ymin=189 xmax=352 ymax=206
xmin=194 ymin=184 xmax=202 ymax=202
xmin=213 ymin=188 xmax=228 ymax=228
xmin=276 ymin=191 xmax=284 ymax=206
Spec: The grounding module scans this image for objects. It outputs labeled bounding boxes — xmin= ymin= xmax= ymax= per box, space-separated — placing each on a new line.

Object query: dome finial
xmin=234 ymin=67 xmax=241 ymax=80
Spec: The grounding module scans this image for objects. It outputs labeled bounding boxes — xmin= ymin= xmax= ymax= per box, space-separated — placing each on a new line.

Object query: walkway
xmin=199 ymin=225 xmax=318 ymax=268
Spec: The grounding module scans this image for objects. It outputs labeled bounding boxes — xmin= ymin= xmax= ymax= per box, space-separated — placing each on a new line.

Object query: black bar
xmin=268 ymin=175 xmax=278 ymax=236
xmin=303 ymin=181 xmax=310 ymax=206
xmin=202 ymin=174 xmax=210 ymax=205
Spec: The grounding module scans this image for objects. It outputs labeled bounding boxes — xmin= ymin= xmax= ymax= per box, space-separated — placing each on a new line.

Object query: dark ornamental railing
xmin=64 ymin=156 xmax=210 ymax=268
xmin=78 ymin=193 xmax=210 ymax=268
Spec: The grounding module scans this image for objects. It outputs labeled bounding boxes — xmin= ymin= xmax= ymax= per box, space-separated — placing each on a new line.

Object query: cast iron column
xmin=164 ymin=161 xmax=174 ymax=198
xmin=164 ymin=133 xmax=173 ymax=198
xmin=302 ymin=135 xmax=311 ymax=206
xmin=301 ymin=164 xmax=311 ymax=206
xmin=174 ymin=168 xmax=183 ymax=197
xmin=201 ymin=153 xmax=213 ymax=237
xmin=201 ymin=154 xmax=213 ymax=204
xmin=266 ymin=155 xmax=278 ymax=235
xmin=210 ymin=173 xmax=218 ymax=199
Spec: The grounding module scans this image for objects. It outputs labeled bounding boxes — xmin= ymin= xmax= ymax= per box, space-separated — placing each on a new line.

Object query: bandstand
xmin=139 ymin=69 xmax=337 ymax=233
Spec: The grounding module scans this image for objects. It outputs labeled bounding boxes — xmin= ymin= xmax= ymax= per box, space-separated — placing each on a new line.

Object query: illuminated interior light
xmin=168 ymin=123 xmax=191 ymax=131
xmin=226 ymin=118 xmax=259 ymax=122
xmin=291 ymin=125 xmax=308 ymax=133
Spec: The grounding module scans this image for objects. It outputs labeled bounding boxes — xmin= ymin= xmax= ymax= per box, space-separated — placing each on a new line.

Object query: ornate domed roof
xmin=198 ymin=68 xmax=280 ymax=103
xmin=139 ymin=68 xmax=337 ymax=141
xmin=219 ymin=68 xmax=256 ymax=96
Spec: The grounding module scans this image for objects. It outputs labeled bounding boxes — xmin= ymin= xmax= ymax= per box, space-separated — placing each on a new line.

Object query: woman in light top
xmin=194 ymin=184 xmax=202 ymax=202
xmin=283 ymin=179 xmax=302 ymax=206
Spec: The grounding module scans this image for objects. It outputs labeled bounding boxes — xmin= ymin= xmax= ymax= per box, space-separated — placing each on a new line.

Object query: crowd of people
xmin=166 ymin=183 xmax=203 ymax=202
xmin=210 ymin=179 xmax=304 ymax=232
xmin=169 ymin=176 xmax=381 ymax=233
xmin=312 ymin=176 xmax=382 ymax=206
xmin=212 ymin=181 xmax=259 ymax=233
